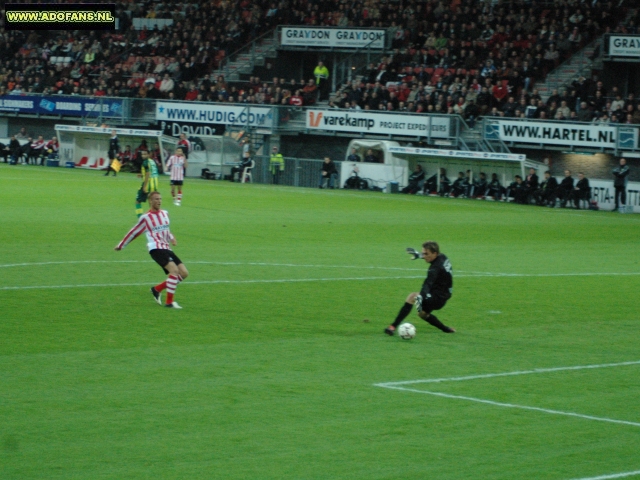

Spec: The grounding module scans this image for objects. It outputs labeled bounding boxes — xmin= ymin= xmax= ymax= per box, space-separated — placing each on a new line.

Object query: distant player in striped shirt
xmin=166 ymin=147 xmax=187 ymax=206
xmin=115 ymin=191 xmax=189 ymax=309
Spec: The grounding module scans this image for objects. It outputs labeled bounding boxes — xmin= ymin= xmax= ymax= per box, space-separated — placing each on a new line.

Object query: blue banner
xmin=0 ymin=94 xmax=124 ymax=117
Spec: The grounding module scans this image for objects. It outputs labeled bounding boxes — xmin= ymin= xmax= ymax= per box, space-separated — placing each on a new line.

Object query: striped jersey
xmin=116 ymin=209 xmax=174 ymax=251
xmin=141 ymin=158 xmax=159 ymax=179
xmin=31 ymin=139 xmax=46 ymax=150
xmin=166 ymin=154 xmax=185 ymax=181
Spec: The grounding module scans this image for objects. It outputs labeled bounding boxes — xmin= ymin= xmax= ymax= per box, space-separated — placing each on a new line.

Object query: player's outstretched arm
xmin=406 ymin=247 xmax=422 ymax=260
xmin=115 ymin=218 xmax=147 ymax=250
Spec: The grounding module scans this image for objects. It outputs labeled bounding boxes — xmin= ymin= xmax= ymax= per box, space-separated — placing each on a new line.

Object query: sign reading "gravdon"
xmin=281 ymin=27 xmax=385 ymax=49
xmin=306 ymin=110 xmax=450 ymax=137
xmin=608 ymin=34 xmax=640 ymax=57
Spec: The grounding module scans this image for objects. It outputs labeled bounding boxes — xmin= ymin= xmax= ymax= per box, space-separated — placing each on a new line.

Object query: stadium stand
xmin=0 ymin=0 xmax=638 ymax=124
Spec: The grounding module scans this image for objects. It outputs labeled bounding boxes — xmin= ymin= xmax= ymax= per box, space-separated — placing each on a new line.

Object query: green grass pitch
xmin=1 ymin=163 xmax=640 ymax=479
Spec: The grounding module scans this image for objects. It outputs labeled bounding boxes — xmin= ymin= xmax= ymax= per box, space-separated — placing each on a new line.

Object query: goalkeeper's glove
xmin=415 ymin=294 xmax=423 ymax=312
xmin=406 ymin=247 xmax=422 ymax=260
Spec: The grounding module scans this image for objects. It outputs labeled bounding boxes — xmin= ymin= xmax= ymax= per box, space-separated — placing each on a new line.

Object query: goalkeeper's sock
xmin=154 ymin=281 xmax=167 ymax=292
xmin=135 ymin=202 xmax=143 ymax=217
xmin=424 ymin=314 xmax=455 ymax=333
xmin=392 ymin=302 xmax=413 ymax=328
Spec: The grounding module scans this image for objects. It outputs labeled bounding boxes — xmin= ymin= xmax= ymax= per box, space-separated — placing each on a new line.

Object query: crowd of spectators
xmin=0 ymin=0 xmax=637 ymax=125
xmin=330 ymin=1 xmax=639 ymax=124
xmin=332 ymin=73 xmax=640 ymax=126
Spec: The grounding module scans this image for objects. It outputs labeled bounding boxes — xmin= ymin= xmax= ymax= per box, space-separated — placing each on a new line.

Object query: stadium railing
xmin=246 ymin=156 xmax=340 ymax=188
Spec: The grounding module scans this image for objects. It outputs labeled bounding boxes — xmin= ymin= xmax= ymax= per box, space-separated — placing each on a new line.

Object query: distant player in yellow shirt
xmin=136 ymin=150 xmax=160 ymax=217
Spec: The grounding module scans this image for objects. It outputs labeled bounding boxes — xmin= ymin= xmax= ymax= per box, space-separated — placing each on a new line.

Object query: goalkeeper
xmin=385 ymin=241 xmax=456 ymax=335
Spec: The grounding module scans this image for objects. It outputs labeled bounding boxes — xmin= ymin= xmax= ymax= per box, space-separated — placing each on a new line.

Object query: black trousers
xmin=573 ymin=190 xmax=590 ymax=209
xmin=615 ymin=186 xmax=626 ymax=208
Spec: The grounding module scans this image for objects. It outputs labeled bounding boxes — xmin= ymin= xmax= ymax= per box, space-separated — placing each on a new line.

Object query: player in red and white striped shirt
xmin=45 ymin=136 xmax=59 ymax=157
xmin=166 ymin=147 xmax=187 ymax=206
xmin=114 ymin=191 xmax=189 ymax=309
xmin=29 ymin=135 xmax=46 ymax=165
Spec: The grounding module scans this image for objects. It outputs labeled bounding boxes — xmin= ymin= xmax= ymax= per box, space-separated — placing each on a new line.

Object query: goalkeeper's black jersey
xmin=420 ymin=254 xmax=453 ymax=300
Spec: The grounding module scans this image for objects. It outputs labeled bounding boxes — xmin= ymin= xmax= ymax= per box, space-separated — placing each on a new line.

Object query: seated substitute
xmin=486 ymin=173 xmax=505 ymax=200
xmin=364 ymin=149 xmax=380 ymax=163
xmin=558 ymin=170 xmax=574 ymax=208
xmin=347 ymin=148 xmax=361 ymax=163
xmin=424 ymin=168 xmax=450 ymax=195
xmin=535 ymin=171 xmax=558 ymax=207
xmin=401 ymin=165 xmax=425 ymax=194
xmin=385 ymin=241 xmax=455 ymax=335
xmin=524 ymin=167 xmax=539 ymax=204
xmin=28 ymin=136 xmax=47 ymax=165
xmin=319 ymin=156 xmax=339 ymax=189
xmin=18 ymin=137 xmax=33 ymax=164
xmin=463 ymin=170 xmax=474 ymax=197
xmin=573 ymin=172 xmax=591 ymax=209
xmin=450 ymin=172 xmax=468 ymax=198
xmin=472 ymin=172 xmax=488 ymax=198
xmin=0 ymin=141 xmax=11 ymax=163
xmin=506 ymin=175 xmax=526 ymax=203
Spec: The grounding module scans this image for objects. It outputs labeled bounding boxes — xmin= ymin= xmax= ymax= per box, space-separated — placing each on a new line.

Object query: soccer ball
xmin=398 ymin=323 xmax=416 ymax=340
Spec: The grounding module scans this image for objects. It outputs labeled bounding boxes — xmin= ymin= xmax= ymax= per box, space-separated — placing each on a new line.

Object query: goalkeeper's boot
xmin=165 ymin=302 xmax=182 ymax=309
xmin=384 ymin=325 xmax=396 ymax=336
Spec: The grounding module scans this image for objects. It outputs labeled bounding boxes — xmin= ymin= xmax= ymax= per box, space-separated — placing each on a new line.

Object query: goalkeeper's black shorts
xmin=418 ymin=295 xmax=448 ymax=314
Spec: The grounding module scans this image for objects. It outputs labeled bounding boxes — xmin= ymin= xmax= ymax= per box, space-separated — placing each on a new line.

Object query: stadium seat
xmin=241 ymin=160 xmax=255 ymax=184
xmin=75 ymin=156 xmax=89 ymax=167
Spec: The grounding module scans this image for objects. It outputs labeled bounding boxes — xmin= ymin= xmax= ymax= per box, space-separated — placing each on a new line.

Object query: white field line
xmin=1 ymin=260 xmax=640 ymax=291
xmin=0 ymin=275 xmax=425 ymax=291
xmin=375 ymin=361 xmax=640 ymax=430
xmin=569 ymin=470 xmax=640 ymax=480
xmin=375 ymin=360 xmax=640 ymax=387
xmin=0 ymin=260 xmax=428 ymax=271
xmin=2 ymin=271 xmax=640 ymax=291
xmin=1 ymin=260 xmax=640 ymax=279
xmin=376 ymin=385 xmax=640 ymax=428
